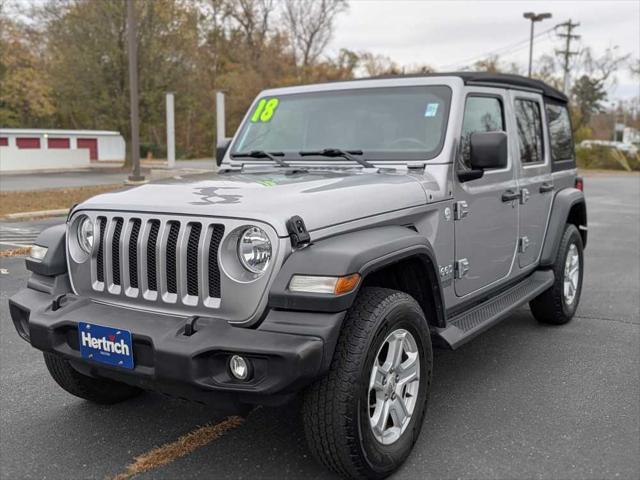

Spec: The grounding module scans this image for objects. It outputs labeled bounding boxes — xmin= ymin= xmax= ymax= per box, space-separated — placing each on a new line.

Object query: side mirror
xmin=459 ymin=131 xmax=508 ymax=183
xmin=216 ymin=137 xmax=232 ymax=166
xmin=469 ymin=131 xmax=508 ymax=170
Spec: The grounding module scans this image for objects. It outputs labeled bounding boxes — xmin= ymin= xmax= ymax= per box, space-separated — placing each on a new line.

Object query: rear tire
xmin=44 ymin=352 xmax=142 ymax=404
xmin=530 ymin=224 xmax=584 ymax=325
xmin=302 ymin=287 xmax=432 ymax=480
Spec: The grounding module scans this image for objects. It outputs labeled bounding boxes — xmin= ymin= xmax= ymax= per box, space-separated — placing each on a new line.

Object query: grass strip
xmin=0 ymin=184 xmax=123 ymax=216
xmin=112 ymin=416 xmax=244 ymax=480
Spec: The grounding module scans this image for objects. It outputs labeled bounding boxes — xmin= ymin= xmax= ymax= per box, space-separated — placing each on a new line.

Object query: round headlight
xmin=237 ymin=226 xmax=272 ymax=274
xmin=76 ymin=215 xmax=95 ymax=254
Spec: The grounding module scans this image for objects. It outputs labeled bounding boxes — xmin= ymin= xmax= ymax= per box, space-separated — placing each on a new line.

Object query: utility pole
xmin=556 ymin=20 xmax=581 ymax=94
xmin=127 ymin=0 xmax=144 ymax=183
xmin=523 ymin=12 xmax=552 ymax=77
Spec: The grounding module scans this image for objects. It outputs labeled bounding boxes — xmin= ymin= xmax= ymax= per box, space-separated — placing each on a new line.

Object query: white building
xmin=0 ymin=128 xmax=125 ymax=172
xmin=623 ymin=127 xmax=639 ymax=146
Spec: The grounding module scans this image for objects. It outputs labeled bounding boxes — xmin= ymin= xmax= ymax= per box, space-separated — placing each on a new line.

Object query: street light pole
xmin=523 ymin=12 xmax=552 ymax=77
xmin=127 ymin=0 xmax=144 ymax=182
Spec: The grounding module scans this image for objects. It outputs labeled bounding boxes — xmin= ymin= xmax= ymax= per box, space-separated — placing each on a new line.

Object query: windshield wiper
xmin=299 ymin=148 xmax=375 ymax=169
xmin=231 ymin=150 xmax=290 ymax=168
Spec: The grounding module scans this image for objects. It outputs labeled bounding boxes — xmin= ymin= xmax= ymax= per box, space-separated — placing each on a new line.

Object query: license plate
xmin=78 ymin=322 xmax=134 ymax=369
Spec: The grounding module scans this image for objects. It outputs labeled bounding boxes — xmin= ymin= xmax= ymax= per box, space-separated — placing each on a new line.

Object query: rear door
xmin=453 ymin=88 xmax=519 ymax=297
xmin=510 ymin=92 xmax=553 ymax=268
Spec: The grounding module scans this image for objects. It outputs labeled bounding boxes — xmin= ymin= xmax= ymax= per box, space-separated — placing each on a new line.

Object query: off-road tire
xmin=44 ymin=352 xmax=142 ymax=404
xmin=530 ymin=223 xmax=584 ymax=325
xmin=302 ymin=287 xmax=432 ymax=480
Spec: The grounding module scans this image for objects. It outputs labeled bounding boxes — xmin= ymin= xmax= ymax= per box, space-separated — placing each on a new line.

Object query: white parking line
xmin=0 ymin=242 xmax=34 ymax=248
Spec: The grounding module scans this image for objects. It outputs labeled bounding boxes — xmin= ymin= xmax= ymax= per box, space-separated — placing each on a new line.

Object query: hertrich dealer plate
xmin=78 ymin=322 xmax=134 ymax=369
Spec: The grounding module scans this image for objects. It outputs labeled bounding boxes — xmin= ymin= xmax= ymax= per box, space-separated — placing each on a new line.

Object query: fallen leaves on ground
xmin=112 ymin=416 xmax=245 ymax=480
xmin=1 ymin=184 xmax=123 ymax=216
xmin=0 ymin=247 xmax=31 ymax=257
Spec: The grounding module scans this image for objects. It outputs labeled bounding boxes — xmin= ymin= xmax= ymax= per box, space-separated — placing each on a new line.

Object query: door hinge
xmin=520 ymin=188 xmax=530 ymax=205
xmin=519 ymin=236 xmax=530 ymax=253
xmin=455 ymin=258 xmax=470 ymax=279
xmin=454 ymin=201 xmax=469 ymax=220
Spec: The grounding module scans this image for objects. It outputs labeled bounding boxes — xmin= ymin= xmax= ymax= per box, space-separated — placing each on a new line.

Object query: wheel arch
xmin=360 ymin=253 xmax=445 ymax=329
xmin=540 ymin=188 xmax=587 ymax=267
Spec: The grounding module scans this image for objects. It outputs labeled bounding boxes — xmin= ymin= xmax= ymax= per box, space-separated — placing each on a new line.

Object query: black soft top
xmin=452 ymin=72 xmax=568 ymax=102
xmin=358 ymin=72 xmax=568 ymax=103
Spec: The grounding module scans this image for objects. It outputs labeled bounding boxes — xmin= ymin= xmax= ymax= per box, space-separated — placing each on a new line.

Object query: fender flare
xmin=268 ymin=225 xmax=445 ymax=322
xmin=540 ymin=188 xmax=587 ymax=267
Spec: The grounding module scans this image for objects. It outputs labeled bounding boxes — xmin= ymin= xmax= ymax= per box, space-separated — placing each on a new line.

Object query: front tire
xmin=302 ymin=287 xmax=432 ymax=480
xmin=44 ymin=352 xmax=142 ymax=404
xmin=530 ymin=223 xmax=584 ymax=325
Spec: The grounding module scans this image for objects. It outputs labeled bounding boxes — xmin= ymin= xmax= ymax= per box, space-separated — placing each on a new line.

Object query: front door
xmin=454 ymin=88 xmax=519 ymax=297
xmin=510 ymin=93 xmax=554 ymax=268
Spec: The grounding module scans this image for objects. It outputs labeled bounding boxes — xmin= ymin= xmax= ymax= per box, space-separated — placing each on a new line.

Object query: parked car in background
xmin=579 ymin=139 xmax=639 ymax=155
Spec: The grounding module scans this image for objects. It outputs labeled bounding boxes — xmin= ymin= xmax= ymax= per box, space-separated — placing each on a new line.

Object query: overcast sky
xmin=329 ymin=0 xmax=640 ymax=102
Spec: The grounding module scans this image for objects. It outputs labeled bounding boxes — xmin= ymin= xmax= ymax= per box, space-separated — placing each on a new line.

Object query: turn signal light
xmin=289 ymin=273 xmax=361 ymax=295
xmin=334 ymin=274 xmax=361 ymax=295
xmin=575 ymin=177 xmax=584 ymax=191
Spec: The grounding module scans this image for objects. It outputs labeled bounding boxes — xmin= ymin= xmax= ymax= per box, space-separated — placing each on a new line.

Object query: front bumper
xmin=9 ymin=286 xmax=344 ymax=407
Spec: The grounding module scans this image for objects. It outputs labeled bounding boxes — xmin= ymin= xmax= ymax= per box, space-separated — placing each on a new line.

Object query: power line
xmin=556 ymin=20 xmax=580 ymax=93
xmin=438 ymin=25 xmax=557 ymax=71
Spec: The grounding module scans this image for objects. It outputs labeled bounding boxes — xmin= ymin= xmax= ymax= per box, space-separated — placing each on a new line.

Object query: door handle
xmin=539 ymin=182 xmax=554 ymax=193
xmin=502 ymin=190 xmax=519 ymax=202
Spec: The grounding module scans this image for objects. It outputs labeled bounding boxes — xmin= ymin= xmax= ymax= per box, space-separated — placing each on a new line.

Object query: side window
xmin=459 ymin=96 xmax=504 ymax=169
xmin=515 ymin=99 xmax=544 ymax=164
xmin=546 ymin=103 xmax=574 ymax=161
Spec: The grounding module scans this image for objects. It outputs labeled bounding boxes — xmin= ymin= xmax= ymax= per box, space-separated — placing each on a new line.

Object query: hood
xmin=80 ymin=169 xmax=431 ymax=236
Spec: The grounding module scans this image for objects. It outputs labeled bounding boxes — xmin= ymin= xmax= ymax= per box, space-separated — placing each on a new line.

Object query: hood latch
xmin=286 ymin=216 xmax=311 ymax=249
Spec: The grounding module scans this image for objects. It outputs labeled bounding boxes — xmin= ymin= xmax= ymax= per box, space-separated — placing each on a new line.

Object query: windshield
xmin=232 ymin=85 xmax=452 ymax=161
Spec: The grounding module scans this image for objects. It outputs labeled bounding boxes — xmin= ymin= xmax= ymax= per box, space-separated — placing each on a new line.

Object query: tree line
xmin=1 ymin=0 xmax=637 ymax=160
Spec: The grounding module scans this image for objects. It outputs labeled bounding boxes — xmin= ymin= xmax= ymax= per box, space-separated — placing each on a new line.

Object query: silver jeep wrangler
xmin=10 ymin=73 xmax=587 ymax=479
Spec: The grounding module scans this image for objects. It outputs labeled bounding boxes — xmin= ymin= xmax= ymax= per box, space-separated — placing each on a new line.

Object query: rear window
xmin=546 ymin=103 xmax=574 ymax=161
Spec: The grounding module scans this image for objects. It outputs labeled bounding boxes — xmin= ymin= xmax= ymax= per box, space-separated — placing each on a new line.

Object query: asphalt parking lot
xmin=1 ymin=174 xmax=638 ymax=480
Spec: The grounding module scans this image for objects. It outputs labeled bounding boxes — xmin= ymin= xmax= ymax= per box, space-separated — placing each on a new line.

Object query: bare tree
xmin=283 ymin=0 xmax=347 ymax=70
xmin=358 ymin=52 xmax=401 ymax=77
xmin=224 ymin=0 xmax=275 ymax=56
xmin=579 ymin=46 xmax=630 ymax=85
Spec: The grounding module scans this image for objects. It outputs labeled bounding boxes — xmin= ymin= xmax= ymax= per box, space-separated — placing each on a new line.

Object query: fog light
xmin=229 ymin=355 xmax=250 ymax=380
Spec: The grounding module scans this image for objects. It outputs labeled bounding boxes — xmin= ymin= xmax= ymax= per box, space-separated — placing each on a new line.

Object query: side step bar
xmin=436 ymin=270 xmax=554 ymax=349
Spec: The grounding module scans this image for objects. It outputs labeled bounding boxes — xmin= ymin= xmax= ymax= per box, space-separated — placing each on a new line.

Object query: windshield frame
xmin=229 ymin=84 xmax=453 ymax=163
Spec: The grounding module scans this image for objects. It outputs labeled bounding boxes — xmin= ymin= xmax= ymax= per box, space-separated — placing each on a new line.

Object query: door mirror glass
xmin=216 ymin=137 xmax=232 ymax=166
xmin=469 ymin=131 xmax=508 ymax=170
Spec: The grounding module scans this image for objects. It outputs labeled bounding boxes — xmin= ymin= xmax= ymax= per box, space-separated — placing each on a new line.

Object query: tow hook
xmin=183 ymin=316 xmax=200 ymax=336
xmin=51 ymin=294 xmax=67 ymax=312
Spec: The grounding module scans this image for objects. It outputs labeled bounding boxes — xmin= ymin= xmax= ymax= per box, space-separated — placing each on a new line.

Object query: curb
xmin=2 ymin=208 xmax=69 ymax=221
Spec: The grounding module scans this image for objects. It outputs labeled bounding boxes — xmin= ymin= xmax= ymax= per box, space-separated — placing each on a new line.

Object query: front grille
xmin=147 ymin=220 xmax=160 ymax=292
xmin=112 ymin=218 xmax=123 ymax=286
xmin=186 ymin=224 xmax=202 ymax=297
xmin=166 ymin=222 xmax=180 ymax=294
xmin=91 ymin=215 xmax=225 ymax=307
xmin=208 ymin=225 xmax=225 ymax=298
xmin=96 ymin=217 xmax=107 ymax=283
xmin=129 ymin=219 xmax=141 ymax=288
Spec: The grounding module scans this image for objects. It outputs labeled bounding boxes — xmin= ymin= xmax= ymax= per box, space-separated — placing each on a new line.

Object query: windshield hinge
xmin=286 ymin=216 xmax=311 ymax=249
